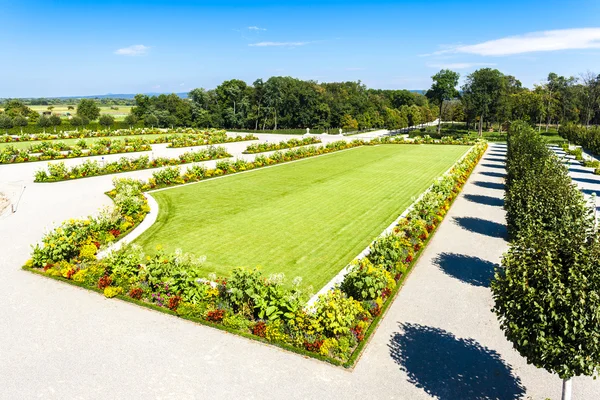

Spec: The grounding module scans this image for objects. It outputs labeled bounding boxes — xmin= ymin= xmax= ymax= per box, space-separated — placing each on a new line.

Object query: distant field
xmin=27 ymin=105 xmax=132 ymax=121
xmin=135 ymin=144 xmax=468 ymax=290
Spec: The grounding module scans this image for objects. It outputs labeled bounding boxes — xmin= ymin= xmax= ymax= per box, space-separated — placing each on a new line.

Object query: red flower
xmin=97 ymin=275 xmax=112 ymax=289
xmin=252 ymin=321 xmax=267 ymax=337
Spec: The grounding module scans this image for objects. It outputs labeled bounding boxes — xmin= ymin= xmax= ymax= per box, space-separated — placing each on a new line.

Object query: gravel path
xmin=1 ymin=142 xmax=599 ymax=399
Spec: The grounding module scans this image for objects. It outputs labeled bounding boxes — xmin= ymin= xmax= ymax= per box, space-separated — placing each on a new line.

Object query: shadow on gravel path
xmin=388 ymin=323 xmax=525 ymax=400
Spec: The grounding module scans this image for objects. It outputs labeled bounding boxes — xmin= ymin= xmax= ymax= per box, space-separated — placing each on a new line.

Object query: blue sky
xmin=2 ymin=0 xmax=600 ymax=97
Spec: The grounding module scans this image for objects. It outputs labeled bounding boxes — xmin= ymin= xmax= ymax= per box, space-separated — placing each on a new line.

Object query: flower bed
xmin=242 ymin=137 xmax=321 ymax=154
xmin=0 ymin=137 xmax=153 ymax=164
xmin=23 ymin=141 xmax=486 ymax=367
xmin=34 ymin=146 xmax=232 ymax=182
xmin=0 ymin=131 xmax=255 ymax=165
xmin=0 ymin=127 xmax=227 ymax=144
xmin=168 ymin=133 xmax=256 ymax=148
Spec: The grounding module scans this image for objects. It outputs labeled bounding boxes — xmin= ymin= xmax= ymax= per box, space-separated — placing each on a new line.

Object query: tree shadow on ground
xmin=433 ymin=252 xmax=496 ymax=287
xmin=388 ymin=323 xmax=525 ymax=400
xmin=487 ymin=152 xmax=506 ymax=157
xmin=582 ymin=188 xmax=600 ymax=197
xmin=481 ymin=163 xmax=506 ymax=170
xmin=484 ymin=157 xmax=505 ymax=163
xmin=569 ymin=166 xmax=594 ymax=175
xmin=464 ymin=194 xmax=504 ymax=207
xmin=453 ymin=217 xmax=508 ymax=239
xmin=473 ymin=181 xmax=505 ymax=190
xmin=571 ymin=176 xmax=600 ymax=185
xmin=480 ymin=171 xmax=506 ymax=179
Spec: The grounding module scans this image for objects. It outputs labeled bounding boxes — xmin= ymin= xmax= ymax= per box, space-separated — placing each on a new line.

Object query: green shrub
xmin=341 ymin=259 xmax=393 ymax=301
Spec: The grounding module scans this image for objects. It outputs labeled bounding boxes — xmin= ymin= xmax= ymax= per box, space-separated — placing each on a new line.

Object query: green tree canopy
xmin=76 ymin=99 xmax=101 ymax=121
xmin=426 ymin=69 xmax=460 ymax=134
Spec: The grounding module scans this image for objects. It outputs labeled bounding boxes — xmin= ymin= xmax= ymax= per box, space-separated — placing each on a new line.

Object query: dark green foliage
xmin=76 ymin=99 xmax=101 ymax=121
xmin=559 ymin=123 xmax=600 ymax=155
xmin=504 ymin=121 xmax=589 ymax=238
xmin=492 ymin=121 xmax=600 ymax=381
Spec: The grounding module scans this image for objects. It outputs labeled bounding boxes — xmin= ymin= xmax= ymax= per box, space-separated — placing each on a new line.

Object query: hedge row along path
xmin=2 ymin=139 xmax=600 ymax=398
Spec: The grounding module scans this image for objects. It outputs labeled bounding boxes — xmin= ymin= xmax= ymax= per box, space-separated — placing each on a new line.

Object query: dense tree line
xmin=129 ymin=78 xmax=437 ymax=130
xmin=2 ymin=69 xmax=599 ymax=133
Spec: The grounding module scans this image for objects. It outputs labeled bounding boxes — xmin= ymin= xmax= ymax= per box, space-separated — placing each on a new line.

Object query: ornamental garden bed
xmin=23 ymin=140 xmax=486 ymax=367
xmin=34 ymin=146 xmax=232 ymax=182
xmin=242 ymin=137 xmax=321 ymax=154
xmin=1 ymin=132 xmax=255 ymax=164
xmin=0 ymin=127 xmax=227 ymax=144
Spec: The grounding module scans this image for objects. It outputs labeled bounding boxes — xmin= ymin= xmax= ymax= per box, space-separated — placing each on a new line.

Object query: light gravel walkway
xmin=1 ymin=142 xmax=599 ymax=399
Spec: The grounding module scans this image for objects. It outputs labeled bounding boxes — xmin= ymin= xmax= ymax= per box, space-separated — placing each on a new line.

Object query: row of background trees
xmin=1 ymin=69 xmax=599 ymax=133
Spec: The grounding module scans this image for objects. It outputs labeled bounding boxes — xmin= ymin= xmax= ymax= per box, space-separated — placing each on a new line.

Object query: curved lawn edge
xmin=96 ymin=193 xmax=159 ymax=258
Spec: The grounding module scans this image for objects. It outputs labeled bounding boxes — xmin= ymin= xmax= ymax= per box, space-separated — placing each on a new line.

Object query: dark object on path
xmin=484 ymin=157 xmax=505 ymax=162
xmin=473 ymin=181 xmax=505 ymax=190
xmin=571 ymin=176 xmax=600 ymax=186
xmin=453 ymin=216 xmax=507 ymax=239
xmin=582 ymin=188 xmax=600 ymax=197
xmin=433 ymin=252 xmax=496 ymax=287
xmin=480 ymin=171 xmax=506 ymax=179
xmin=464 ymin=194 xmax=504 ymax=207
xmin=388 ymin=323 xmax=525 ymax=400
xmin=569 ymin=167 xmax=594 ymax=175
xmin=481 ymin=163 xmax=506 ymax=170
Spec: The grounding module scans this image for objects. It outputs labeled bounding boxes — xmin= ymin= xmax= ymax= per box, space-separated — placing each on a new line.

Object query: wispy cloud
xmin=114 ymin=44 xmax=150 ymax=56
xmin=426 ymin=62 xmax=496 ymax=69
xmin=248 ymin=26 xmax=266 ymax=31
xmin=428 ymin=28 xmax=600 ymax=56
xmin=249 ymin=41 xmax=310 ymax=47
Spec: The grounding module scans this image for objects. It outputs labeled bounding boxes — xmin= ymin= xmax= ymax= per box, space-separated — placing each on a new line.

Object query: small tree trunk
xmin=561 ymin=378 xmax=572 ymax=400
xmin=437 ymin=103 xmax=442 ymax=135
xmin=478 ymin=115 xmax=483 ymax=137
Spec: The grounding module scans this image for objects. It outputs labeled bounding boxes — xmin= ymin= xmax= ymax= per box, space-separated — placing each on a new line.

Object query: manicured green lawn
xmin=135 ymin=144 xmax=468 ymax=289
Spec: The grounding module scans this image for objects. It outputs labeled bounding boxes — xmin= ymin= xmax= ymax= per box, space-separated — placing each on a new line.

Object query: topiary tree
xmin=98 ymin=114 xmax=115 ymax=131
xmin=0 ymin=114 xmax=13 ymax=134
xmin=144 ymin=114 xmax=158 ymax=128
xmin=123 ymin=114 xmax=138 ymax=129
xmin=49 ymin=115 xmax=62 ymax=133
xmin=493 ymin=121 xmax=600 ymax=400
xmin=492 ymin=223 xmax=600 ymax=400
xmin=76 ymin=99 xmax=100 ymax=121
xmin=37 ymin=115 xmax=51 ymax=133
xmin=12 ymin=115 xmax=28 ymax=134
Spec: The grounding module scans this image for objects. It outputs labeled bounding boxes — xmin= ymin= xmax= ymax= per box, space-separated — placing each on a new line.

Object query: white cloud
xmin=179 ymin=83 xmax=185 ymax=86
xmin=426 ymin=62 xmax=496 ymax=69
xmin=114 ymin=44 xmax=150 ymax=56
xmin=248 ymin=26 xmax=266 ymax=31
xmin=249 ymin=41 xmax=310 ymax=47
xmin=433 ymin=28 xmax=600 ymax=56
xmin=152 ymin=85 xmax=161 ymax=90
